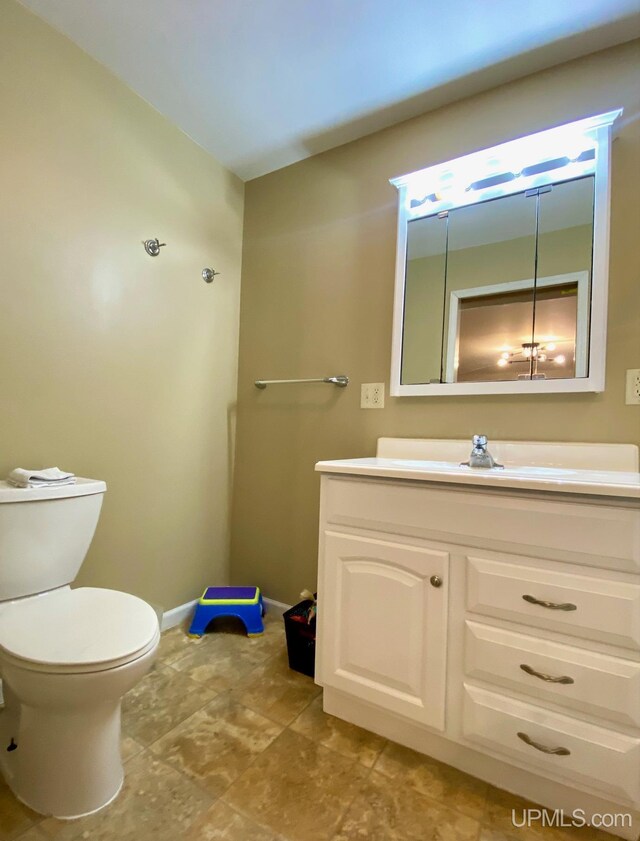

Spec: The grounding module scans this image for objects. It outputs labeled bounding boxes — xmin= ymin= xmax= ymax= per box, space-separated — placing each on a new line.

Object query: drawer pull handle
xmin=517 ymin=731 xmax=571 ymax=756
xmin=520 ymin=664 xmax=574 ymax=685
xmin=522 ymin=595 xmax=577 ymax=611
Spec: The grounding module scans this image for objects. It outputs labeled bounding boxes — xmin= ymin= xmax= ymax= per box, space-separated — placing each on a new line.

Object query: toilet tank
xmin=0 ymin=479 xmax=106 ymax=601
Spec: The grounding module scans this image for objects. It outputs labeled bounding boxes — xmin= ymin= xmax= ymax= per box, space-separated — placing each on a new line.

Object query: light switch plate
xmin=625 ymin=369 xmax=640 ymax=405
xmin=361 ymin=383 xmax=385 ymax=409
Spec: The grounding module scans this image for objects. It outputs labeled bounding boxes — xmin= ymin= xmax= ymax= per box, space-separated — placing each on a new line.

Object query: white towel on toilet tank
xmin=6 ymin=467 xmax=76 ymax=488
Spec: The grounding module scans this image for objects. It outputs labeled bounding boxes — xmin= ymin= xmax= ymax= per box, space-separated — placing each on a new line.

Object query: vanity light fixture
xmin=392 ymin=111 xmax=619 ymax=218
xmin=463 ymin=148 xmax=598 ymax=196
xmin=410 ymin=192 xmax=442 ymax=208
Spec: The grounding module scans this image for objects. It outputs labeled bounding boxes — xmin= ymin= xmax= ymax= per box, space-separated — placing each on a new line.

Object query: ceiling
xmin=19 ymin=0 xmax=640 ymax=181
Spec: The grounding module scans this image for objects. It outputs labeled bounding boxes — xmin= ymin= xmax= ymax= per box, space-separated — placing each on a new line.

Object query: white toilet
xmin=0 ymin=477 xmax=160 ymax=819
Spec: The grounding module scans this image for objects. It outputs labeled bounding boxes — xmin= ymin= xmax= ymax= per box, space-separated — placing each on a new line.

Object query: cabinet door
xmin=320 ymin=532 xmax=449 ymax=730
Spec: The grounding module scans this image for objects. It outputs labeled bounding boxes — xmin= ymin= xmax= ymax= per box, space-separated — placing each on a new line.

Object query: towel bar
xmin=255 ymin=375 xmax=349 ymax=389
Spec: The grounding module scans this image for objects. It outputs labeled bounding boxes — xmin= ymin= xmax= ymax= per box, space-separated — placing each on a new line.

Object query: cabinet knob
xmin=430 ymin=575 xmax=443 ymax=588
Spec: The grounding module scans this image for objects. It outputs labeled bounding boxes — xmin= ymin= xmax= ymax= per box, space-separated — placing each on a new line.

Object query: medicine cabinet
xmin=389 ymin=110 xmax=622 ymax=396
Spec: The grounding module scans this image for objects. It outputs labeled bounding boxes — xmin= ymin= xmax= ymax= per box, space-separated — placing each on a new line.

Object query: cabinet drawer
xmin=465 ymin=620 xmax=640 ymax=727
xmin=323 ymin=476 xmax=640 ymax=573
xmin=466 ymin=555 xmax=640 ymax=650
xmin=463 ymin=684 xmax=640 ymax=806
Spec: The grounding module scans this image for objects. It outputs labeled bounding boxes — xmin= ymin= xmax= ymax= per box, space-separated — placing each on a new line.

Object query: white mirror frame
xmin=389 ymin=110 xmax=622 ymax=396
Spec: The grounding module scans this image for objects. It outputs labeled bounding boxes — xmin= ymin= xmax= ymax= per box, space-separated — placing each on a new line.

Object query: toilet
xmin=0 ymin=477 xmax=160 ymax=819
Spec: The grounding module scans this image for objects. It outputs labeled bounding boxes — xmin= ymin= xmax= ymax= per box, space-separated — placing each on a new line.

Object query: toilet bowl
xmin=0 ymin=478 xmax=160 ymax=818
xmin=0 ymin=586 xmax=160 ymax=818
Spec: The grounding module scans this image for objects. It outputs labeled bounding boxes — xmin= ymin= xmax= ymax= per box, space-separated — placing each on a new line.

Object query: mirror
xmin=535 ymin=177 xmax=594 ymax=379
xmin=390 ymin=110 xmax=620 ymax=395
xmin=401 ymin=214 xmax=447 ymax=385
xmin=401 ymin=178 xmax=594 ymax=387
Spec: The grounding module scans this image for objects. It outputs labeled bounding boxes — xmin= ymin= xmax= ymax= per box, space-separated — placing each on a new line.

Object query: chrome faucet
xmin=461 ymin=434 xmax=503 ymax=469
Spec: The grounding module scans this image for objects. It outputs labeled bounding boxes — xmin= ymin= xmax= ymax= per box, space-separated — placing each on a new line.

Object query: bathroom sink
xmin=388 ymin=459 xmax=581 ymax=476
xmin=316 ymin=438 xmax=640 ymax=499
xmin=376 ymin=437 xmax=639 ymax=471
xmin=471 ymin=463 xmax=581 ymax=476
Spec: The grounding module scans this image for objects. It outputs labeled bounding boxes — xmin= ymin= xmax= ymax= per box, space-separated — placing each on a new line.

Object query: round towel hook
xmin=143 ymin=238 xmax=166 ymax=257
xmin=202 ymin=268 xmax=220 ymax=283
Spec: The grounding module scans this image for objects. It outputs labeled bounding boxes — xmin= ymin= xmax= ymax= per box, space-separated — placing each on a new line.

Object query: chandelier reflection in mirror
xmin=389 ymin=110 xmax=622 ymax=396
xmin=497 ymin=343 xmax=567 ymax=379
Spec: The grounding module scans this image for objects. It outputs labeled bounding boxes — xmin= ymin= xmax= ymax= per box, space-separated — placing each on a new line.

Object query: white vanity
xmin=315 ymin=438 xmax=640 ymax=837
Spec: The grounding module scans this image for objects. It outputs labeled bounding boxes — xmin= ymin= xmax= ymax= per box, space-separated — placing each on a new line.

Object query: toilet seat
xmin=0 ymin=587 xmax=159 ymax=674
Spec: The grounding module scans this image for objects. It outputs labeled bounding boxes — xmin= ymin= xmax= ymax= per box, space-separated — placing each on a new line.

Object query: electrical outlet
xmin=626 ymin=369 xmax=640 ymax=405
xmin=361 ymin=383 xmax=385 ymax=409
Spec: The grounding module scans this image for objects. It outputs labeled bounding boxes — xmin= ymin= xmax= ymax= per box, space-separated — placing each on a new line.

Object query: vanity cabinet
xmin=315 ymin=451 xmax=640 ymax=838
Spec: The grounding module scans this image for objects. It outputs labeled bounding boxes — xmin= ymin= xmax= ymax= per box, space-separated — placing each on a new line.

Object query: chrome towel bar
xmin=255 ymin=375 xmax=349 ymax=389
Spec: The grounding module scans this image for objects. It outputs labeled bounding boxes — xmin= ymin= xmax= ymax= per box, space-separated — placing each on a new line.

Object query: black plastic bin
xmin=283 ymin=597 xmax=316 ymax=678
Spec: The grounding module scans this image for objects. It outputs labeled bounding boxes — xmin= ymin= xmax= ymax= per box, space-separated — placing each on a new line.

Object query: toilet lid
xmin=0 ymin=587 xmax=159 ymax=671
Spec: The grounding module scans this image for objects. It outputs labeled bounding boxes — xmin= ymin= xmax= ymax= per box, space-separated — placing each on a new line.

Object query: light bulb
xmin=555 ymin=354 xmax=566 ymax=365
xmin=497 ymin=358 xmax=508 ymax=367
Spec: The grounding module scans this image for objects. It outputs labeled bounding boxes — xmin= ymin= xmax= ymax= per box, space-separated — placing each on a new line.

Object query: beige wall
xmin=0 ymin=0 xmax=244 ymax=610
xmin=232 ymin=41 xmax=640 ymax=605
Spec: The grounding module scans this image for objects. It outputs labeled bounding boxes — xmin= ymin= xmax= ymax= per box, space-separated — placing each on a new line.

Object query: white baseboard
xmin=161 ymin=595 xmax=292 ymax=631
xmin=161 ymin=598 xmax=199 ymax=631
xmin=263 ymin=597 xmax=292 ymax=616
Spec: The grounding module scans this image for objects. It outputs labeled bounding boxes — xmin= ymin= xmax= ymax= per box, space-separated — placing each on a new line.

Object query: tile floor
xmin=0 ymin=615 xmax=622 ymax=841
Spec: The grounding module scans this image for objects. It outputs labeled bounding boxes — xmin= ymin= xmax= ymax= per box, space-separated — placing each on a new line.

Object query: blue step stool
xmin=188 ymin=586 xmax=265 ymax=638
